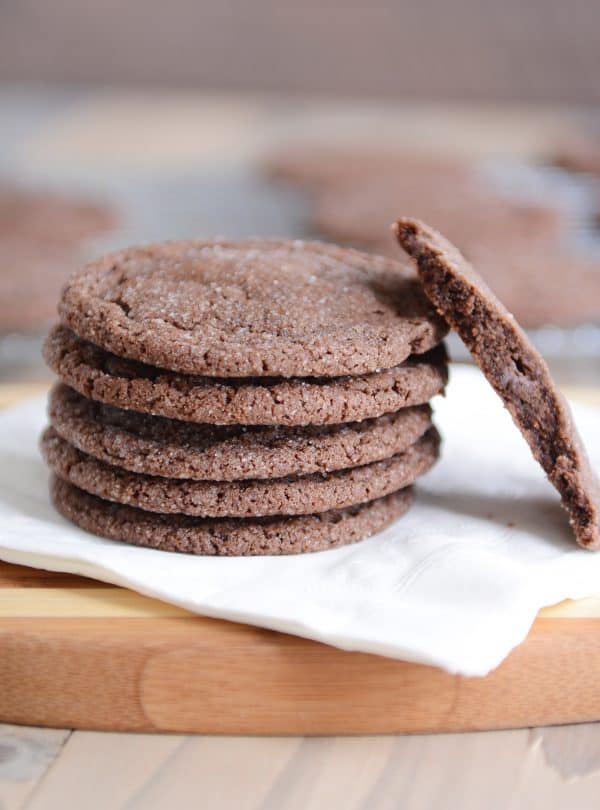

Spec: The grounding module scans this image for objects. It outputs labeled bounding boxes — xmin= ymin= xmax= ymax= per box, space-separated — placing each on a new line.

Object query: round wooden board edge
xmin=1 ymin=613 xmax=600 ymax=734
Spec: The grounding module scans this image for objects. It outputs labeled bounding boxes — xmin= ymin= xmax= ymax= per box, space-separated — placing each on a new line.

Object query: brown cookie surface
xmin=264 ymin=143 xmax=600 ymax=328
xmin=313 ymin=177 xmax=600 ymax=328
xmin=44 ymin=325 xmax=448 ymax=426
xmin=309 ymin=175 xmax=600 ymax=329
xmin=395 ymin=217 xmax=600 ymax=549
xmin=49 ymin=383 xmax=433 ymax=481
xmin=367 ymin=238 xmax=600 ymax=330
xmin=42 ymin=426 xmax=440 ymax=518
xmin=58 ymin=239 xmax=447 ymax=377
xmin=50 ymin=476 xmax=414 ymax=556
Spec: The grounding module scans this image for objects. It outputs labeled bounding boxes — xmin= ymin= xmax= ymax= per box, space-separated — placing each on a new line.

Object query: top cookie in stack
xmin=41 ymin=239 xmax=448 ymax=555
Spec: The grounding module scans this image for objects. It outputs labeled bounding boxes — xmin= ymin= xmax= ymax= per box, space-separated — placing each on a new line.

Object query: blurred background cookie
xmin=553 ymin=134 xmax=600 ymax=175
xmin=265 ymin=144 xmax=600 ymax=329
xmin=0 ymin=188 xmax=116 ymax=333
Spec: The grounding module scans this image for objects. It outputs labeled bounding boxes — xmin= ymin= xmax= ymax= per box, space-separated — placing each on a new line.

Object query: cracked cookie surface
xmin=48 ymin=383 xmax=433 ymax=480
xmin=44 ymin=325 xmax=448 ymax=426
xmin=50 ymin=477 xmax=415 ymax=555
xmin=57 ymin=238 xmax=448 ymax=377
xmin=42 ymin=426 xmax=440 ymax=518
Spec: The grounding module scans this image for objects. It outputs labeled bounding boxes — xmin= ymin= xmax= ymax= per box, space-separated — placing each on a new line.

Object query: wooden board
xmin=3 ymin=561 xmax=600 ymax=735
xmin=2 ymin=384 xmax=600 ymax=735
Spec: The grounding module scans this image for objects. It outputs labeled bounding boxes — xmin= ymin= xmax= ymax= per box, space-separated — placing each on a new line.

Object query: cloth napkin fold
xmin=1 ymin=365 xmax=599 ymax=676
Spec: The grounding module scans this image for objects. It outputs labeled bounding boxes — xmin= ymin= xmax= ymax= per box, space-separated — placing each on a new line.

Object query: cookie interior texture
xmin=396 ymin=216 xmax=600 ymax=549
xmin=57 ymin=239 xmax=447 ymax=377
xmin=51 ymin=476 xmax=415 ymax=556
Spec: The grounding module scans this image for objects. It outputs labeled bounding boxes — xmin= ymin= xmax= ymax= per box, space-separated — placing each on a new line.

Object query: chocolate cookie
xmin=313 ymin=177 xmax=600 ymax=328
xmin=49 ymin=383 xmax=433 ymax=481
xmin=463 ymin=244 xmax=600 ymax=329
xmin=553 ymin=139 xmax=600 ymax=175
xmin=0 ymin=189 xmax=116 ymax=333
xmin=58 ymin=239 xmax=447 ymax=377
xmin=44 ymin=325 xmax=448 ymax=426
xmin=365 ymin=238 xmax=600 ymax=329
xmin=265 ymin=144 xmax=470 ymax=190
xmin=0 ymin=241 xmax=81 ymax=333
xmin=313 ymin=178 xmax=564 ymax=254
xmin=51 ymin=476 xmax=414 ymax=555
xmin=42 ymin=426 xmax=440 ymax=518
xmin=395 ymin=217 xmax=600 ymax=549
xmin=0 ymin=189 xmax=116 ymax=246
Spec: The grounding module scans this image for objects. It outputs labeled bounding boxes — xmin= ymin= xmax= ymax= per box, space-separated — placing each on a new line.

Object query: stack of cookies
xmin=41 ymin=239 xmax=448 ymax=555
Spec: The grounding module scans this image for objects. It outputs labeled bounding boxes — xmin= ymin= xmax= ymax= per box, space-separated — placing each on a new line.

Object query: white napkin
xmin=1 ymin=365 xmax=599 ymax=677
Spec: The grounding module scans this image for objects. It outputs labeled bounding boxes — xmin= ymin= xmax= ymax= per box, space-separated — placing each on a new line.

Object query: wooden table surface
xmin=3 ymin=722 xmax=600 ymax=809
xmin=1 ymin=87 xmax=600 ymax=808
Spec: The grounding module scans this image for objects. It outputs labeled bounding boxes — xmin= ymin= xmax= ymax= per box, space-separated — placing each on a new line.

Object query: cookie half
xmin=42 ymin=427 xmax=439 ymax=518
xmin=44 ymin=325 xmax=448 ymax=426
xmin=395 ymin=217 xmax=600 ymax=549
xmin=48 ymin=383 xmax=433 ymax=481
xmin=57 ymin=238 xmax=447 ymax=377
xmin=50 ymin=476 xmax=414 ymax=556
xmin=365 ymin=238 xmax=600 ymax=330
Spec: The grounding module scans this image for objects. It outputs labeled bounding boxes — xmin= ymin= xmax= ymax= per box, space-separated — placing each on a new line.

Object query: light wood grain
xmin=0 ymin=587 xmax=189 ymax=618
xmin=23 ymin=731 xmax=185 ymax=810
xmin=0 ymin=724 xmax=70 ymax=810
xmin=2 ymin=556 xmax=600 ymax=734
xmin=2 ymin=613 xmax=600 ymax=735
xmin=5 ymin=726 xmax=600 ymax=810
